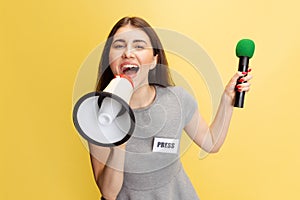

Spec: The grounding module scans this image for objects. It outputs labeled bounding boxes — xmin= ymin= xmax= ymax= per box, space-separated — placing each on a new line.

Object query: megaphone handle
xmin=98 ymin=93 xmax=127 ymax=118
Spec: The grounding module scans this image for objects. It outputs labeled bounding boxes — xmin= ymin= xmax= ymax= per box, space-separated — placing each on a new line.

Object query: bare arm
xmin=89 ymin=143 xmax=126 ymax=200
xmin=184 ymin=72 xmax=252 ymax=153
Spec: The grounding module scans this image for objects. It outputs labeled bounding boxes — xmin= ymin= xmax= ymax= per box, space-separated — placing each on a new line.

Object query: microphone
xmin=234 ymin=39 xmax=255 ymax=108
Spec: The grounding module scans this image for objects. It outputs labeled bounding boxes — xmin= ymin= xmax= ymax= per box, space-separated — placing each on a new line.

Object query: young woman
xmin=88 ymin=16 xmax=252 ymax=200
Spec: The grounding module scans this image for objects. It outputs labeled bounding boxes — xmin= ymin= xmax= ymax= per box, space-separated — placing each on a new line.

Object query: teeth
xmin=122 ymin=64 xmax=138 ymax=69
xmin=121 ymin=64 xmax=139 ymax=73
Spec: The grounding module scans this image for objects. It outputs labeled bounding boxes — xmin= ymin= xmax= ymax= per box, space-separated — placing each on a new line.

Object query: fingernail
xmin=242 ymin=72 xmax=248 ymax=75
xmin=239 ymin=78 xmax=244 ymax=83
xmin=236 ymin=85 xmax=242 ymax=89
xmin=248 ymin=68 xmax=252 ymax=72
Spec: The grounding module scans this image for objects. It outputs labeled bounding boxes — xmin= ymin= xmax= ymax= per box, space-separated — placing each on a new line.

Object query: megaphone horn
xmin=73 ymin=74 xmax=135 ymax=147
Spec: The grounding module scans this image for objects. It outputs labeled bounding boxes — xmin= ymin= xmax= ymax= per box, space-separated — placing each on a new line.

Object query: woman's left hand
xmin=224 ymin=69 xmax=253 ymax=102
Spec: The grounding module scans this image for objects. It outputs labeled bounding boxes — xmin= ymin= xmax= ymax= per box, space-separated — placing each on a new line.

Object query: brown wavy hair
xmin=95 ymin=16 xmax=174 ymax=91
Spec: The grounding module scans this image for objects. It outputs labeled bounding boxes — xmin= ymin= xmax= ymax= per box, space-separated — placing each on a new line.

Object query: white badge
xmin=152 ymin=137 xmax=179 ymax=154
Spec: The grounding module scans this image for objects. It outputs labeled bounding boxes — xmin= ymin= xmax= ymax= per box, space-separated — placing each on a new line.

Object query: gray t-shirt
xmin=117 ymin=86 xmax=200 ymax=200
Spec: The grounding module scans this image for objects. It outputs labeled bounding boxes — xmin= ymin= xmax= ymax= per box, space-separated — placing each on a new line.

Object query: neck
xmin=129 ymin=85 xmax=156 ymax=109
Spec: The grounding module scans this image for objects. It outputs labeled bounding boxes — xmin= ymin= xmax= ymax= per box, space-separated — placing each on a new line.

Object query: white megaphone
xmin=73 ymin=74 xmax=135 ymax=147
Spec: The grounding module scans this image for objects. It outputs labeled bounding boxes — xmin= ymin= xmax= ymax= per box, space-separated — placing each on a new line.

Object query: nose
xmin=122 ymin=46 xmax=135 ymax=58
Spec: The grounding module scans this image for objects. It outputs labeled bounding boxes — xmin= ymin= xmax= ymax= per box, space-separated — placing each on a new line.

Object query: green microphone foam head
xmin=236 ymin=39 xmax=255 ymax=58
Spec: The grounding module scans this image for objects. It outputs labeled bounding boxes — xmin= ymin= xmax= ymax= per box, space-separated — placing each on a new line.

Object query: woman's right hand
xmin=89 ymin=142 xmax=126 ymax=200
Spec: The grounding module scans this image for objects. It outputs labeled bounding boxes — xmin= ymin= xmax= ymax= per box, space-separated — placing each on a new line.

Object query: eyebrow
xmin=112 ymin=39 xmax=147 ymax=44
xmin=133 ymin=39 xmax=147 ymax=44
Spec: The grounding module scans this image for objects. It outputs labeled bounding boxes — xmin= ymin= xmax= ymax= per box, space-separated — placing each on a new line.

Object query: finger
xmin=236 ymin=82 xmax=251 ymax=88
xmin=246 ymin=74 xmax=253 ymax=81
xmin=230 ymin=72 xmax=243 ymax=84
xmin=242 ymin=68 xmax=252 ymax=75
xmin=236 ymin=87 xmax=250 ymax=92
xmin=238 ymin=74 xmax=253 ymax=83
xmin=240 ymin=86 xmax=251 ymax=92
xmin=227 ymin=71 xmax=251 ymax=93
xmin=236 ymin=84 xmax=251 ymax=92
xmin=236 ymin=80 xmax=250 ymax=86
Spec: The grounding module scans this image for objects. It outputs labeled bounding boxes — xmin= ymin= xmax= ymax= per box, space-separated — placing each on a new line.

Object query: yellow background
xmin=1 ymin=0 xmax=300 ymax=199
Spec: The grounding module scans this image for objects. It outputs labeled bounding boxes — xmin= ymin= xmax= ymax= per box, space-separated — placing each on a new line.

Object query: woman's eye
xmin=113 ymin=44 xmax=125 ymax=49
xmin=134 ymin=45 xmax=145 ymax=49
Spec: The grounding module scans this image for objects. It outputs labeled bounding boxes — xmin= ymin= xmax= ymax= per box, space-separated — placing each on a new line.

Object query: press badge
xmin=152 ymin=137 xmax=179 ymax=154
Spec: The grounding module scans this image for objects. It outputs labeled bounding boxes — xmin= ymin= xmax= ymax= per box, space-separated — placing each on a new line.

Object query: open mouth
xmin=121 ymin=64 xmax=140 ymax=75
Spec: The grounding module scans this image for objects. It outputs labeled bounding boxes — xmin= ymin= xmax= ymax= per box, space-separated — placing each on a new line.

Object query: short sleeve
xmin=172 ymin=86 xmax=198 ymax=126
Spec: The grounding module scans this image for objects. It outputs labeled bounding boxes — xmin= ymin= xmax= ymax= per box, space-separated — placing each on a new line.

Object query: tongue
xmin=124 ymin=67 xmax=139 ymax=76
xmin=124 ymin=70 xmax=136 ymax=76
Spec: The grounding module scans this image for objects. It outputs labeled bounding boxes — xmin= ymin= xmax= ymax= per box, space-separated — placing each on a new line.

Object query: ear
xmin=150 ymin=54 xmax=158 ymax=70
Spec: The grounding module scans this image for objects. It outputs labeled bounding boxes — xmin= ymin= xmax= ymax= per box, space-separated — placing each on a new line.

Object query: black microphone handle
xmin=234 ymin=56 xmax=249 ymax=108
